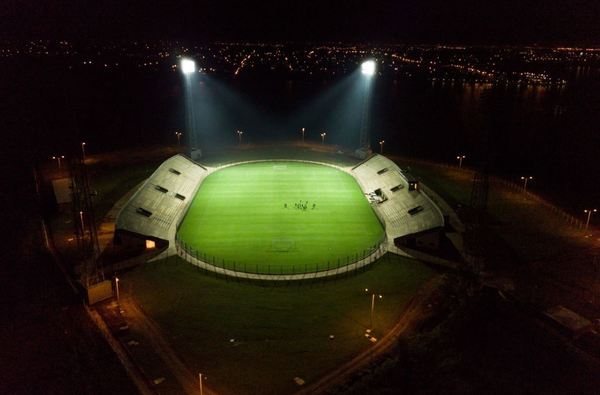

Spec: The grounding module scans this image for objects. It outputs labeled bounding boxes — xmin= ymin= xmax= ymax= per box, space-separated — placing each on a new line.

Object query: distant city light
xmin=361 ymin=60 xmax=376 ymax=76
xmin=181 ymin=58 xmax=196 ymax=74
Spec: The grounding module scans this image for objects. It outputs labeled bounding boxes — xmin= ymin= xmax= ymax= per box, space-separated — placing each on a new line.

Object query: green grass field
xmin=177 ymin=162 xmax=384 ymax=273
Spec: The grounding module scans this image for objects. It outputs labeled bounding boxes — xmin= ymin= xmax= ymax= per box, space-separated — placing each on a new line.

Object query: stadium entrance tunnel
xmin=394 ymin=227 xmax=443 ymax=251
xmin=113 ymin=229 xmax=169 ymax=255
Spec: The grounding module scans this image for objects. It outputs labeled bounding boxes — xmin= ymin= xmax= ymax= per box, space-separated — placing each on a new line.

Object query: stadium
xmin=104 ymin=59 xmax=457 ymax=394
xmin=114 ymin=151 xmax=446 ymax=280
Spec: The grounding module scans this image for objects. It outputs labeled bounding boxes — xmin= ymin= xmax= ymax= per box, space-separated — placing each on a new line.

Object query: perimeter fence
xmin=174 ymin=233 xmax=387 ymax=281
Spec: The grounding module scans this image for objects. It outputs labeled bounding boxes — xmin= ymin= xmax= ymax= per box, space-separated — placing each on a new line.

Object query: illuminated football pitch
xmin=177 ymin=162 xmax=384 ymax=273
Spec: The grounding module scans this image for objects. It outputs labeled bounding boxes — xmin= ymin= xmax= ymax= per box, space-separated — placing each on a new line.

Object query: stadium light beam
xmin=180 ymin=58 xmax=196 ymax=75
xmin=361 ymin=60 xmax=376 ymax=76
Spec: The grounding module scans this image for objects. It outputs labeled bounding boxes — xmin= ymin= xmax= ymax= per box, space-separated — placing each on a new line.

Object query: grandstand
xmin=114 ymin=155 xmax=210 ymax=248
xmin=351 ymin=155 xmax=445 ymax=250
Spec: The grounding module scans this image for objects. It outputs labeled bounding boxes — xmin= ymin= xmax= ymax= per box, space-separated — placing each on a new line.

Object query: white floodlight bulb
xmin=181 ymin=58 xmax=196 ymax=74
xmin=361 ymin=60 xmax=376 ymax=76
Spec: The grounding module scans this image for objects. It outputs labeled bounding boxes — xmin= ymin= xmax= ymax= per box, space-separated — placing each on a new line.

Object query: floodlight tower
xmin=181 ymin=58 xmax=202 ymax=160
xmin=358 ymin=60 xmax=376 ymax=158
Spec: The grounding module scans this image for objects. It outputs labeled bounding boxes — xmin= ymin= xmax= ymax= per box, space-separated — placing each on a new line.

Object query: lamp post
xmin=79 ymin=210 xmax=85 ymax=236
xmin=379 ymin=140 xmax=385 ymax=154
xmin=52 ymin=155 xmax=65 ymax=169
xmin=236 ymin=130 xmax=243 ymax=145
xmin=301 ymin=127 xmax=305 ymax=143
xmin=175 ymin=131 xmax=183 ymax=146
xmin=521 ymin=176 xmax=533 ymax=192
xmin=199 ymin=373 xmax=204 ymax=395
xmin=584 ymin=209 xmax=597 ymax=230
xmin=364 ymin=288 xmax=382 ymax=331
xmin=320 ymin=132 xmax=326 ymax=145
xmin=81 ymin=142 xmax=86 ymax=162
xmin=456 ymin=155 xmax=466 ymax=169
xmin=115 ymin=277 xmax=120 ymax=303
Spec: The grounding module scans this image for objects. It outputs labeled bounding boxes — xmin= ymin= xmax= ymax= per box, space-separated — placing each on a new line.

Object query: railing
xmin=174 ymin=233 xmax=387 ymax=281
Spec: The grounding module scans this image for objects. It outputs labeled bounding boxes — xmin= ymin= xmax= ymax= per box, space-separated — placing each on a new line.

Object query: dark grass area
xmin=396 ymin=161 xmax=600 ymax=317
xmin=396 ymin=160 xmax=594 ymax=264
xmin=328 ymin=158 xmax=600 ymax=395
xmin=122 ymin=253 xmax=435 ymax=395
xmin=331 ymin=290 xmax=600 ymax=395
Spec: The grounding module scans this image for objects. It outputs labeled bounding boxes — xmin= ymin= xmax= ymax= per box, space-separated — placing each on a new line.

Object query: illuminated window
xmin=146 ymin=240 xmax=156 ymax=249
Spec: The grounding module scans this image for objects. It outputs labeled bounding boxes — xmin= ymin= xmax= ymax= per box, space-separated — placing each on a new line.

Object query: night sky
xmin=1 ymin=0 xmax=599 ymax=44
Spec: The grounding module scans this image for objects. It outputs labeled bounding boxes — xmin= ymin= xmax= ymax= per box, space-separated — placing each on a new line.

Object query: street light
xmin=456 ymin=155 xmax=466 ymax=169
xmin=79 ymin=210 xmax=85 ymax=236
xmin=364 ymin=288 xmax=382 ymax=331
xmin=81 ymin=142 xmax=86 ymax=162
xmin=301 ymin=127 xmax=306 ymax=143
xmin=52 ymin=155 xmax=65 ymax=169
xmin=320 ymin=132 xmax=326 ymax=145
xmin=115 ymin=277 xmax=120 ymax=303
xmin=379 ymin=140 xmax=385 ymax=154
xmin=175 ymin=131 xmax=183 ymax=146
xmin=520 ymin=176 xmax=533 ymax=192
xmin=236 ymin=130 xmax=243 ymax=145
xmin=199 ymin=373 xmax=204 ymax=395
xmin=584 ymin=209 xmax=597 ymax=230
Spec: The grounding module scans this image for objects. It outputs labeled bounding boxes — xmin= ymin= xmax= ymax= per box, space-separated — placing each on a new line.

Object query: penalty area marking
xmin=271 ymin=238 xmax=296 ymax=252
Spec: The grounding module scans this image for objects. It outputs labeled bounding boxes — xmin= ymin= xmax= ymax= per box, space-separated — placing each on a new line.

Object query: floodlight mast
xmin=180 ymin=58 xmax=201 ymax=160
xmin=359 ymin=60 xmax=376 ymax=154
